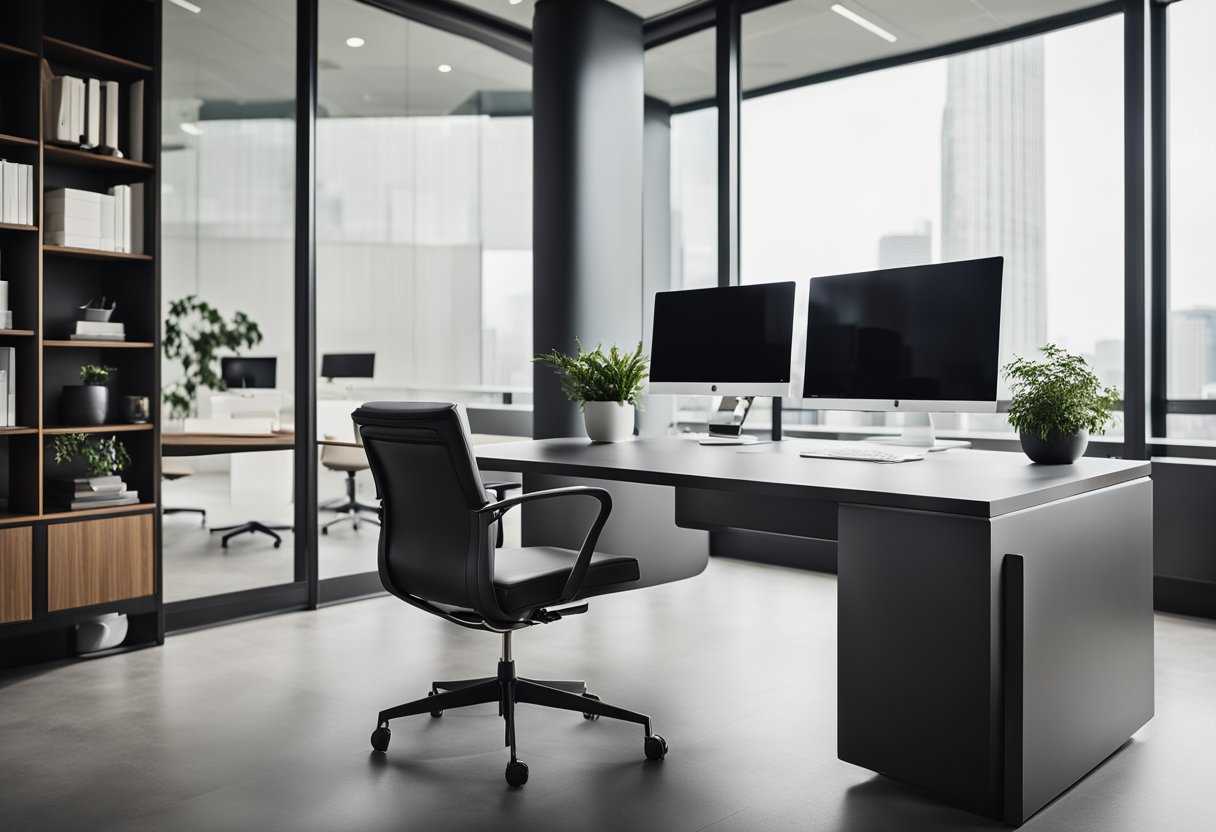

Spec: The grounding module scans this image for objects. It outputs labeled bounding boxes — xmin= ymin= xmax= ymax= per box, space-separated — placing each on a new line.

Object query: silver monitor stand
xmin=864 ymin=412 xmax=970 ymax=452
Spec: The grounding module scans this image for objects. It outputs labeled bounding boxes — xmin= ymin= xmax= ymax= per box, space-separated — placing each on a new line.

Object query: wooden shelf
xmin=0 ymin=222 xmax=37 ymax=232
xmin=43 ymin=245 xmax=153 ymax=261
xmin=42 ymin=36 xmax=153 ymax=78
xmin=44 ymin=144 xmax=154 ymax=173
xmin=39 ymin=503 xmax=156 ymax=522
xmin=0 ymin=513 xmax=40 ymax=528
xmin=43 ymin=340 xmax=154 ymax=349
xmin=0 ymin=330 xmax=35 ymax=337
xmin=0 ymin=132 xmax=38 ymax=148
xmin=0 ymin=42 xmax=37 ymax=60
xmin=0 ymin=427 xmax=38 ymax=436
xmin=43 ymin=424 xmax=154 ymax=435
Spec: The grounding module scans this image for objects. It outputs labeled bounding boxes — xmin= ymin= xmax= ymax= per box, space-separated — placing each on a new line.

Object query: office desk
xmin=476 ymin=438 xmax=1153 ymax=825
xmin=162 ymin=431 xmax=296 ymax=456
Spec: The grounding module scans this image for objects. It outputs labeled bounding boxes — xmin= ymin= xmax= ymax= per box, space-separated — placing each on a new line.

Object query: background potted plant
xmin=50 ymin=433 xmax=131 ymax=477
xmin=163 ymin=295 xmax=263 ymax=420
xmin=1003 ymin=344 xmax=1120 ymax=464
xmin=534 ymin=340 xmax=648 ymax=442
xmin=59 ymin=364 xmax=116 ymax=426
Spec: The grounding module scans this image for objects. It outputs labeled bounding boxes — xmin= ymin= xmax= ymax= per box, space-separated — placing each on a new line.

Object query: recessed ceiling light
xmin=168 ymin=0 xmax=202 ymax=13
xmin=346 ymin=36 xmax=365 ymax=48
xmin=180 ymin=122 xmax=203 ymax=136
xmin=437 ymin=64 xmax=452 ymax=73
xmin=830 ymin=4 xmax=897 ymax=43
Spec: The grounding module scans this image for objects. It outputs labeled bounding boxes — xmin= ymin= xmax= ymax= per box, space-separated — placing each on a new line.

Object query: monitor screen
xmin=802 ymin=257 xmax=1003 ymax=409
xmin=649 ymin=282 xmax=797 ymax=397
xmin=321 ymin=353 xmax=375 ymax=379
xmin=221 ymin=357 xmax=277 ymax=390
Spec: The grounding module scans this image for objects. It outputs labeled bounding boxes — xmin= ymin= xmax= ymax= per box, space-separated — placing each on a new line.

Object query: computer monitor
xmin=221 ymin=356 xmax=277 ymax=390
xmin=321 ymin=353 xmax=375 ymax=380
xmin=801 ymin=257 xmax=1003 ymax=435
xmin=649 ymin=282 xmax=798 ymax=397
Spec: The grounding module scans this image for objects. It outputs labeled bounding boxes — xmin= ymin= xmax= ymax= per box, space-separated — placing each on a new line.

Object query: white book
xmin=130 ymin=182 xmax=145 ymax=254
xmin=85 ymin=78 xmax=100 ymax=148
xmin=69 ymin=333 xmax=126 ymax=341
xmin=103 ymin=80 xmax=120 ymax=152
xmin=0 ymin=348 xmax=12 ymax=427
xmin=0 ymin=162 xmax=5 ymax=223
xmin=70 ymin=77 xmax=84 ymax=144
xmin=0 ymin=369 xmax=7 ymax=427
xmin=22 ymin=164 xmax=33 ymax=226
xmin=122 ymin=184 xmax=132 ymax=253
xmin=76 ymin=321 xmax=125 ymax=335
xmin=45 ymin=230 xmax=102 ymax=249
xmin=54 ymin=77 xmax=72 ymax=141
xmin=44 ymin=212 xmax=101 ymax=234
xmin=129 ymin=80 xmax=144 ymax=162
xmin=99 ymin=194 xmax=115 ymax=251
xmin=1 ymin=161 xmax=16 ymax=224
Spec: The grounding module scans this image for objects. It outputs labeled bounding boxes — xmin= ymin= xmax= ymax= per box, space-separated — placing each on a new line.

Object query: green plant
xmin=51 ymin=433 xmax=131 ymax=477
xmin=80 ymin=364 xmax=116 ymax=385
xmin=534 ymin=340 xmax=648 ymax=409
xmin=1002 ymin=344 xmax=1120 ymax=440
xmin=163 ymin=295 xmax=263 ymax=420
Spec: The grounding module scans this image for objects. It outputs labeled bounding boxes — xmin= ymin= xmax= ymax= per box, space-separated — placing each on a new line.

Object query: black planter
xmin=60 ymin=384 xmax=108 ymax=427
xmin=1018 ymin=429 xmax=1089 ymax=465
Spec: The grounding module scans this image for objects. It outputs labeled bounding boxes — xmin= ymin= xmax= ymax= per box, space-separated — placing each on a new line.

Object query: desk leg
xmin=837 ymin=479 xmax=1153 ymax=824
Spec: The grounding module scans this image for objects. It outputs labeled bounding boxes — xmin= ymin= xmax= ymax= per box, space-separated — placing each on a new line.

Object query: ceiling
xmin=163 ymin=0 xmax=1115 ymax=120
xmin=646 ymin=0 xmax=1115 ymax=106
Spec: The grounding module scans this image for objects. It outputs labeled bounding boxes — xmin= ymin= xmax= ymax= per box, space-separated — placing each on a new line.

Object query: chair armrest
xmin=476 ymin=486 xmax=613 ymax=603
xmin=482 ymin=480 xmax=522 ymax=499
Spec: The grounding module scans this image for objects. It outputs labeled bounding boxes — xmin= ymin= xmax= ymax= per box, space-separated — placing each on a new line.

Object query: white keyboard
xmin=799 ymin=444 xmax=925 ymax=464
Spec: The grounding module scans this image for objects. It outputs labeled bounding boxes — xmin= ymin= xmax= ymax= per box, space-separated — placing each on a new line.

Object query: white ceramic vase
xmin=583 ymin=400 xmax=635 ymax=443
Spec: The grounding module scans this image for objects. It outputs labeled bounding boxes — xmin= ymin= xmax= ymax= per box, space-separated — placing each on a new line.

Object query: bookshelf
xmin=0 ymin=0 xmax=161 ymax=659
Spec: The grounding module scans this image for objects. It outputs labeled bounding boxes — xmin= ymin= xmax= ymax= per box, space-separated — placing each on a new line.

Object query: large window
xmin=740 ymin=16 xmax=1125 ymax=436
xmin=1165 ymin=0 xmax=1216 ymax=439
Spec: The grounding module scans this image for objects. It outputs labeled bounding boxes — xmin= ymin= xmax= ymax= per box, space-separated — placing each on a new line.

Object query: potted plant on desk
xmin=534 ymin=340 xmax=648 ymax=443
xmin=1003 ymin=344 xmax=1120 ymax=464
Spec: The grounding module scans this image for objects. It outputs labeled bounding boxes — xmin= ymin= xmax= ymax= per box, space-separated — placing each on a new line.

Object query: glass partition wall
xmin=314 ymin=0 xmax=533 ymax=591
xmin=160 ymin=0 xmax=299 ymax=606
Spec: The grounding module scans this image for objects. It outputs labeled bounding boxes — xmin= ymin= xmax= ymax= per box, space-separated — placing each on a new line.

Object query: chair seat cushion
xmin=493 ymin=546 xmax=639 ymax=616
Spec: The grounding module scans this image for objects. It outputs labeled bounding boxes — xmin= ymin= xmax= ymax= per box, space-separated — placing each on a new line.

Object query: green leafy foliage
xmin=79 ymin=364 xmax=116 ymax=385
xmin=1003 ymin=344 xmax=1120 ymax=440
xmin=51 ymin=433 xmax=131 ymax=477
xmin=534 ymin=340 xmax=649 ymax=409
xmin=163 ymin=295 xmax=263 ymax=420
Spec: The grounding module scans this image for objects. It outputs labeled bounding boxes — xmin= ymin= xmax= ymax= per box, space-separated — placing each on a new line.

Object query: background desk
xmin=162 ymin=432 xmax=296 ymax=456
xmin=476 ymin=438 xmax=1153 ymax=825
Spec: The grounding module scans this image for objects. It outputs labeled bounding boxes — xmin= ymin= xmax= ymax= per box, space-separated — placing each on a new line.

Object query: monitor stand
xmin=700 ymin=396 xmax=759 ymax=445
xmin=864 ymin=413 xmax=970 ymax=452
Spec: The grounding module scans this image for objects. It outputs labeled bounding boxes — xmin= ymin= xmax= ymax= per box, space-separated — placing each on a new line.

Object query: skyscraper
xmin=941 ymin=39 xmax=1046 ymax=365
xmin=877 ymin=220 xmax=932 ymax=269
xmin=1170 ymin=307 xmax=1216 ymax=398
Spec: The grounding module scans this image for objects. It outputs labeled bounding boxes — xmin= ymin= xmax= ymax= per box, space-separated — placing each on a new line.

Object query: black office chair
xmin=352 ymin=402 xmax=667 ymax=787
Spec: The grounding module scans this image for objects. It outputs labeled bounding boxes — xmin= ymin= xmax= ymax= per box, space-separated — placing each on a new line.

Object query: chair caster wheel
xmin=582 ymin=692 xmax=601 ymax=720
xmin=644 ymin=734 xmax=668 ymax=761
xmin=274 ymin=540 xmax=282 ymax=548
xmin=505 ymin=760 xmax=529 ymax=787
xmin=321 ymin=527 xmax=328 ymax=536
xmin=370 ymin=725 xmax=391 ymax=753
xmin=428 ymin=690 xmax=443 ymax=717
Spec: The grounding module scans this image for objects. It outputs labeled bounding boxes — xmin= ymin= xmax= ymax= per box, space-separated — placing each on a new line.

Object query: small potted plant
xmin=51 ymin=433 xmax=132 ymax=478
xmin=59 ymin=364 xmax=116 ymax=427
xmin=534 ymin=340 xmax=648 ymax=443
xmin=1003 ymin=344 xmax=1120 ymax=465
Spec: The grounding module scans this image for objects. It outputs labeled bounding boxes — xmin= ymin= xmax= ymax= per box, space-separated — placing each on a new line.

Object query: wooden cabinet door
xmin=0 ymin=526 xmax=33 ymax=624
xmin=47 ymin=515 xmax=154 ymax=612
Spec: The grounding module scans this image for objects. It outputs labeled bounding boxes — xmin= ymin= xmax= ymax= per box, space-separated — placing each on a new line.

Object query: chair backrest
xmin=352 ymin=402 xmax=500 ymax=617
xmin=320 ymin=435 xmax=368 ymax=470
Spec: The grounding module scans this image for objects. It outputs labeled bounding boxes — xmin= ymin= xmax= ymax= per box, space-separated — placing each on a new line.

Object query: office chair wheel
xmin=274 ymin=539 xmax=282 ymax=548
xmin=644 ymin=734 xmax=668 ymax=761
xmin=427 ymin=690 xmax=443 ymax=718
xmin=321 ymin=527 xmax=328 ymax=536
xmin=370 ymin=725 xmax=391 ymax=753
xmin=582 ymin=693 xmax=601 ymax=720
xmin=505 ymin=760 xmax=529 ymax=787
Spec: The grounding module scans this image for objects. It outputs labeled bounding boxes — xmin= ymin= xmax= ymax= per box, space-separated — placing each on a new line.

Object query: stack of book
xmin=48 ymin=475 xmax=138 ymax=511
xmin=43 ymin=62 xmax=144 ymax=161
xmin=71 ymin=320 xmax=125 ymax=342
xmin=0 ymin=346 xmax=15 ymax=427
xmin=0 ymin=160 xmax=35 ymax=226
xmin=44 ymin=185 xmax=142 ymax=253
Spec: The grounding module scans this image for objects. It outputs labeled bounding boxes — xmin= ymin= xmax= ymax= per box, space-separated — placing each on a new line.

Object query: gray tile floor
xmin=2 ymin=558 xmax=1214 ymax=832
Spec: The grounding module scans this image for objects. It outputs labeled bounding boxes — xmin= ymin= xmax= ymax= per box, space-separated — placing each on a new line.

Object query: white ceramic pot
xmin=583 ymin=401 xmax=635 ymax=443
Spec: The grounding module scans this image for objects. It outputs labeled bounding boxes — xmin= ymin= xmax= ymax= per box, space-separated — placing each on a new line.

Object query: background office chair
xmin=353 ymin=402 xmax=667 ymax=787
xmin=319 ymin=435 xmax=380 ymax=534
xmin=161 ymin=460 xmax=206 ymax=524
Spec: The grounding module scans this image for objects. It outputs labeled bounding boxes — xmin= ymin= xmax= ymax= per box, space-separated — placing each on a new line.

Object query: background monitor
xmin=801 ymin=256 xmax=1003 ymax=412
xmin=221 ymin=356 xmax=277 ymax=390
xmin=321 ymin=352 xmax=375 ymax=380
xmin=649 ymin=282 xmax=798 ymax=397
